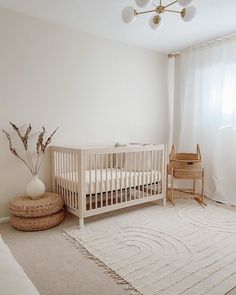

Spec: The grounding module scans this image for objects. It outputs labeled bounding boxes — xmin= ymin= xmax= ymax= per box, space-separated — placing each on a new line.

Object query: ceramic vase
xmin=26 ymin=174 xmax=45 ymax=199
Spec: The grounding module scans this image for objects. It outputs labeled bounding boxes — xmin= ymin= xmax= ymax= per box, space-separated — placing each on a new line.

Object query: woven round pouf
xmin=9 ymin=192 xmax=64 ymax=218
xmin=9 ymin=192 xmax=65 ymax=231
xmin=10 ymin=209 xmax=65 ymax=231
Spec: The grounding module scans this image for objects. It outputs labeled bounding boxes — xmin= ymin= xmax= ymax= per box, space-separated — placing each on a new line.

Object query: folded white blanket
xmin=0 ymin=235 xmax=39 ymax=295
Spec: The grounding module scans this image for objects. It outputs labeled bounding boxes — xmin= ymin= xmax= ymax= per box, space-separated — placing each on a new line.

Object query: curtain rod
xmin=168 ymin=32 xmax=236 ymax=58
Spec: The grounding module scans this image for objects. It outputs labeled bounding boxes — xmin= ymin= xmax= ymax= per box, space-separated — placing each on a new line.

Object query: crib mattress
xmin=56 ymin=169 xmax=161 ymax=195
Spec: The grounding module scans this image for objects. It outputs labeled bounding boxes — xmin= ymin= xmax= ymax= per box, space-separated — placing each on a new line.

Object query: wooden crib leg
xmin=79 ymin=217 xmax=84 ymax=229
xmin=162 ymin=197 xmax=166 ymax=207
xmin=193 ymin=179 xmax=196 ymax=195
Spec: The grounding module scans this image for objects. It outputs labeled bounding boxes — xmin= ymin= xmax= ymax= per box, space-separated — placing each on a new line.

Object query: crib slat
xmin=131 ymin=152 xmax=134 ymax=200
xmin=156 ymin=150 xmax=159 ymax=194
xmin=70 ymin=154 xmax=75 ymax=208
xmin=100 ymin=154 xmax=103 ymax=208
xmin=57 ymin=152 xmax=60 ymax=194
xmin=66 ymin=153 xmax=69 ymax=203
xmin=89 ymin=155 xmax=92 ymax=210
xmin=75 ymin=154 xmax=79 ymax=210
xmin=70 ymin=153 xmax=74 ymax=207
xmin=157 ymin=150 xmax=160 ymax=194
xmin=146 ymin=151 xmax=148 ymax=197
xmin=54 ymin=151 xmax=56 ymax=193
xmin=57 ymin=152 xmax=59 ymax=195
xmin=67 ymin=153 xmax=74 ymax=208
xmin=159 ymin=150 xmax=162 ymax=194
xmin=134 ymin=152 xmax=136 ymax=199
xmin=66 ymin=153 xmax=69 ymax=206
xmin=106 ymin=154 xmax=108 ymax=206
xmin=142 ymin=151 xmax=145 ymax=198
xmin=138 ymin=152 xmax=141 ymax=199
xmin=72 ymin=154 xmax=75 ymax=209
xmin=125 ymin=153 xmax=127 ymax=202
xmin=61 ymin=152 xmax=65 ymax=204
xmin=62 ymin=152 xmax=65 ymax=199
xmin=69 ymin=153 xmax=73 ymax=207
xmin=62 ymin=153 xmax=65 ymax=203
xmin=59 ymin=152 xmax=62 ymax=197
xmin=65 ymin=153 xmax=68 ymax=206
xmin=95 ymin=154 xmax=97 ymax=209
xmin=55 ymin=152 xmax=58 ymax=193
xmin=66 ymin=153 xmax=71 ymax=207
xmin=154 ymin=150 xmax=157 ymax=194
xmin=150 ymin=150 xmax=153 ymax=194
xmin=115 ymin=153 xmax=118 ymax=204
xmin=129 ymin=153 xmax=132 ymax=201
xmin=51 ymin=151 xmax=55 ymax=193
xmin=110 ymin=154 xmax=113 ymax=205
xmin=62 ymin=152 xmax=66 ymax=205
xmin=73 ymin=154 xmax=76 ymax=209
xmin=120 ymin=154 xmax=122 ymax=203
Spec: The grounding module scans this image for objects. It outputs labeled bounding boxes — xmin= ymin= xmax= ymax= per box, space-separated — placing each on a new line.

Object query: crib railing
xmin=51 ymin=145 xmax=167 ymax=228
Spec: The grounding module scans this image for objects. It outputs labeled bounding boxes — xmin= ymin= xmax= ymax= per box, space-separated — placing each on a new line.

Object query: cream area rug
xmin=64 ymin=200 xmax=236 ymax=295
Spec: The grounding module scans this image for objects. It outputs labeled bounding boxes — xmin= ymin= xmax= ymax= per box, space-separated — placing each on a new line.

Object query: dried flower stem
xmin=2 ymin=129 xmax=34 ymax=174
xmin=3 ymin=123 xmax=58 ymax=175
xmin=34 ymin=151 xmax=43 ymax=174
xmin=26 ymin=150 xmax=34 ymax=172
xmin=35 ymin=153 xmax=45 ymax=174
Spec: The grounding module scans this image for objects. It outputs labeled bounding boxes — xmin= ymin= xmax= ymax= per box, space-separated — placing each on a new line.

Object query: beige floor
xmin=0 ymin=212 xmax=126 ymax=295
xmin=0 ymin=200 xmax=236 ymax=295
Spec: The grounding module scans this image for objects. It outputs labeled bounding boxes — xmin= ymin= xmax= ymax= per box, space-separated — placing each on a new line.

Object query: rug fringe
xmin=63 ymin=232 xmax=143 ymax=295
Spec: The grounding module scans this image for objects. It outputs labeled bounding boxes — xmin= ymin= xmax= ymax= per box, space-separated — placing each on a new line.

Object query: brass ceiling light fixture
xmin=121 ymin=0 xmax=196 ymax=30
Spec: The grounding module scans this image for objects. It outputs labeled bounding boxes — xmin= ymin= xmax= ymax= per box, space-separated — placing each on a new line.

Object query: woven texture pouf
xmin=9 ymin=192 xmax=65 ymax=231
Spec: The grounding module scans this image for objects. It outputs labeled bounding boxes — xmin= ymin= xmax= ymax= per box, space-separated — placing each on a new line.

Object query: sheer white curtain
xmin=172 ymin=35 xmax=236 ymax=205
xmin=167 ymin=57 xmax=175 ymax=152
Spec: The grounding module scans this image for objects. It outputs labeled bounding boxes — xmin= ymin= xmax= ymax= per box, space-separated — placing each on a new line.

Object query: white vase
xmin=26 ymin=174 xmax=45 ymax=199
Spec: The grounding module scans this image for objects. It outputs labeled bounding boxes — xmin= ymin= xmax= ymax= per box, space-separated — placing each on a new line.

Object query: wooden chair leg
xmin=201 ymin=170 xmax=205 ymax=203
xmin=195 ymin=170 xmax=207 ymax=207
xmin=170 ymin=168 xmax=175 ymax=205
xmin=166 ymin=165 xmax=169 ymax=199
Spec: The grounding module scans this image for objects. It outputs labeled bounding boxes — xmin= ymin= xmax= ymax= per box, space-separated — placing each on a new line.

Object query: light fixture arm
xmin=164 ymin=9 xmax=182 ymax=14
xmin=121 ymin=0 xmax=196 ymax=28
xmin=164 ymin=0 xmax=178 ymax=9
xmin=136 ymin=7 xmax=182 ymax=16
xmin=136 ymin=9 xmax=157 ymax=15
xmin=135 ymin=0 xmax=184 ymax=17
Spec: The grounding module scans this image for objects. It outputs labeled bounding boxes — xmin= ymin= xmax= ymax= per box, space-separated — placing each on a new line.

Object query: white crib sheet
xmin=56 ymin=169 xmax=161 ymax=195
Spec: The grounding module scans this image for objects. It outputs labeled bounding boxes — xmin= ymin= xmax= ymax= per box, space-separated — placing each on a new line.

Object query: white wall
xmin=0 ymin=7 xmax=168 ymax=218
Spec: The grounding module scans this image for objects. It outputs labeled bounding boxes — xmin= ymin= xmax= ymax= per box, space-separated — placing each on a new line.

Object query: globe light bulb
xmin=177 ymin=0 xmax=194 ymax=7
xmin=181 ymin=5 xmax=197 ymax=22
xmin=149 ymin=15 xmax=163 ymax=30
xmin=121 ymin=7 xmax=136 ymax=24
xmin=135 ymin=0 xmax=152 ymax=8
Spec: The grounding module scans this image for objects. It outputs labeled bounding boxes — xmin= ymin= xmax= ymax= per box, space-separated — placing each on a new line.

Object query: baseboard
xmin=0 ymin=216 xmax=10 ymax=224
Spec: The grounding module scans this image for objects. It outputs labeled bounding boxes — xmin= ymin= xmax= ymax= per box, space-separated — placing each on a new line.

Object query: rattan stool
xmin=9 ymin=192 xmax=65 ymax=231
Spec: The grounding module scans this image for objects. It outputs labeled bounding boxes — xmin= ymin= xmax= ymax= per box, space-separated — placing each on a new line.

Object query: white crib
xmin=51 ymin=144 xmax=167 ymax=228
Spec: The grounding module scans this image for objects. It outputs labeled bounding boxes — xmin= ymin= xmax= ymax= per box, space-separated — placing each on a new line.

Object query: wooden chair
xmin=166 ymin=144 xmax=205 ymax=206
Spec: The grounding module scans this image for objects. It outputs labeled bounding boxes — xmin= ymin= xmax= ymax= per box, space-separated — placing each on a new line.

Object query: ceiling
xmin=0 ymin=0 xmax=235 ymax=53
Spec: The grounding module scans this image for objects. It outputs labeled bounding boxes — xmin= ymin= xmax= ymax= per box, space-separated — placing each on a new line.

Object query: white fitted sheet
xmin=56 ymin=169 xmax=161 ymax=195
